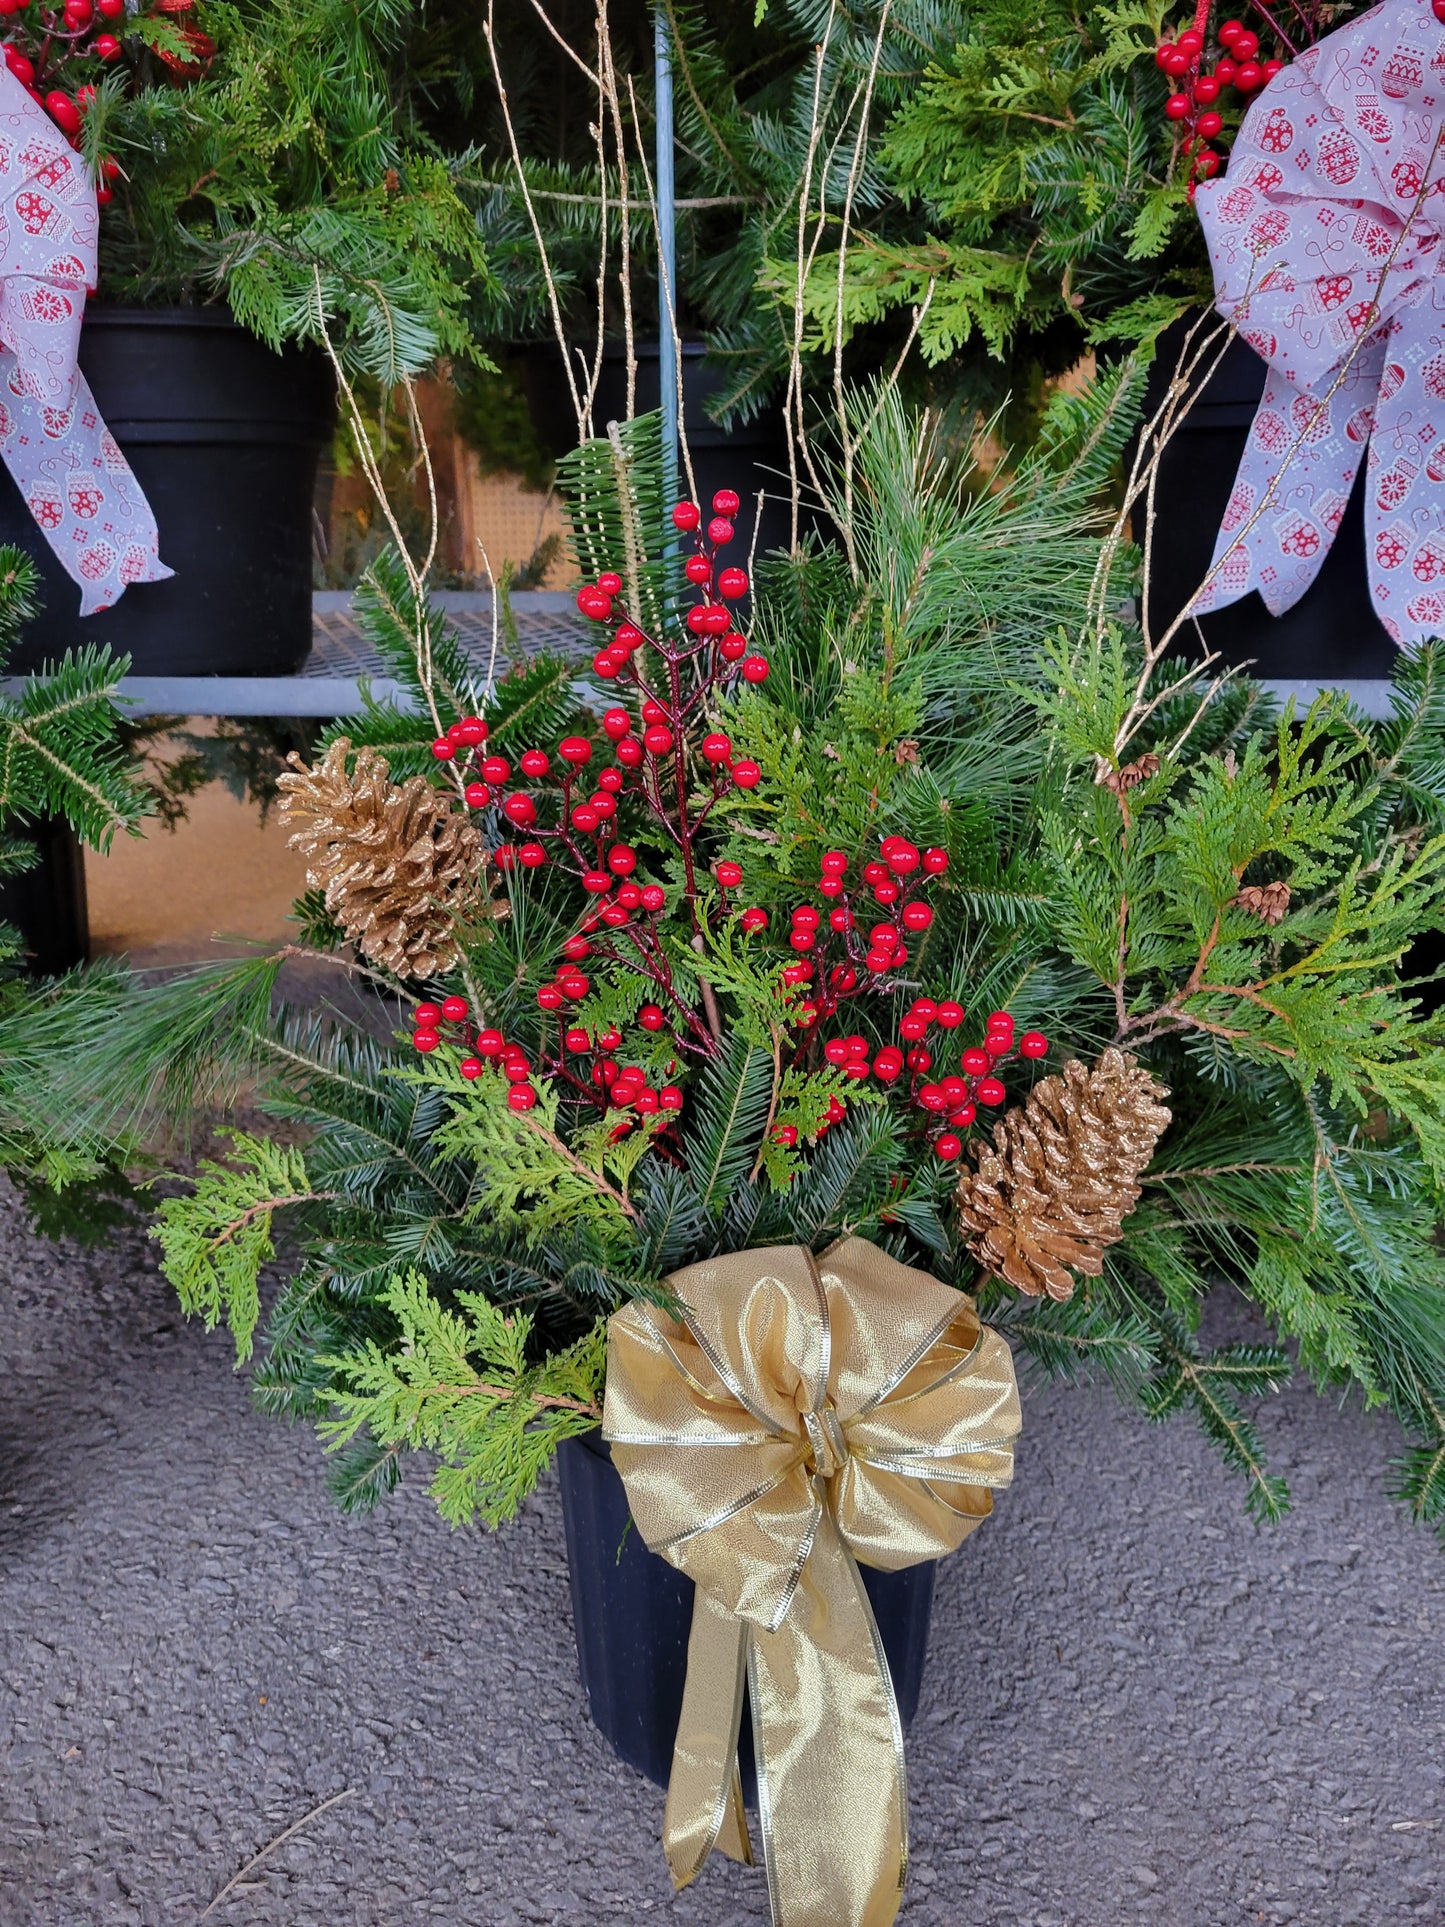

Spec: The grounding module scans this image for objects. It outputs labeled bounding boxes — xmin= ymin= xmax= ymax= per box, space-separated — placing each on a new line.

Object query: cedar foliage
xmin=66 ymin=363 xmax=1445 ymax=1546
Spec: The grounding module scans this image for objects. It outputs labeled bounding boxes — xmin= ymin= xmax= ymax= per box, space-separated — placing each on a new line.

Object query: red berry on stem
xmin=719 ymin=632 xmax=747 ymax=662
xmin=901 ymin=902 xmax=932 ymax=932
xmin=597 ymin=572 xmax=622 ymax=595
xmin=937 ymin=1002 xmax=964 ymax=1029
xmin=702 ymin=732 xmax=732 ymax=763
xmin=773 ymin=1123 xmax=799 ymax=1149
xmin=538 ymin=985 xmax=564 ymax=1011
xmin=459 ymin=1056 xmax=483 ymax=1080
xmin=608 ymin=844 xmax=637 ymax=875
xmin=1019 ymin=1030 xmax=1049 ymax=1058
xmin=464 ymin=782 xmax=489 ymax=809
xmin=616 ymin=736 xmax=643 ymax=768
xmin=917 ymin=1083 xmax=948 ymax=1113
xmin=1235 ymin=61 xmax=1262 ymax=90
xmin=476 ymin=1029 xmax=505 ymax=1056
xmin=643 ymin=724 xmax=674 ymax=756
xmin=731 ymin=760 xmax=761 ymax=789
xmin=580 ymin=871 xmax=609 ymax=894
xmin=672 ymin=500 xmax=701 ymax=531
xmin=741 ymin=655 xmax=770 ymax=684
xmin=507 ymin=1084 xmax=538 ymax=1111
xmin=413 ymin=1030 xmax=440 ymax=1053
xmin=481 ymin=755 xmax=511 ymax=785
xmin=1196 ymin=110 xmax=1222 ymax=138
xmin=712 ymin=489 xmax=740 ymax=517
xmin=961 ymin=1047 xmax=991 ymax=1076
xmin=1219 ymin=17 xmax=1244 ymax=42
xmin=1163 ymin=49 xmax=1190 ymax=76
xmin=565 ymin=1027 xmax=591 ymax=1053
xmin=641 ymin=699 xmax=668 ymax=724
xmin=414 ymin=1003 xmax=442 ymax=1026
xmin=441 ymin=996 xmax=469 ymax=1022
xmin=96 ymin=35 xmax=122 ymax=59
xmin=1232 ymin=30 xmax=1258 ymax=58
xmin=659 ymin=1085 xmax=684 ymax=1111
xmin=635 ymin=1088 xmax=660 ymax=1115
xmin=873 ymin=1047 xmax=903 ymax=1082
xmin=976 ymin=1077 xmax=1006 ymax=1106
xmin=873 ymin=879 xmax=900 ymax=906
xmin=518 ymin=749 xmax=549 ymax=778
xmin=685 ymin=554 xmax=712 ymax=585
xmin=517 ymin=842 xmax=545 ymax=869
xmin=1193 ymin=75 xmax=1220 ymax=104
xmin=1263 ymin=58 xmax=1283 ymax=79
xmin=602 ymin=708 xmax=629 ymax=741
xmin=614 ymin=624 xmax=643 ymax=652
xmin=884 ymin=840 xmax=919 ymax=875
xmin=431 ymin=737 xmax=455 ymax=761
xmin=1215 ymin=57 xmax=1237 ymax=82
xmin=502 ymin=793 xmax=536 ymax=826
xmin=718 ymin=566 xmax=748 ymax=599
xmin=640 ymin=885 xmax=665 ymax=913
xmin=1154 ymin=40 xmax=1176 ymax=69
xmin=739 ymin=907 xmax=768 ymax=932
xmin=558 ymin=736 xmax=592 ymax=765
xmin=707 ymin=517 xmax=735 ymax=545
xmin=1177 ymin=28 xmax=1202 ymax=55
xmin=715 ymin=861 xmax=743 ymax=887
xmin=562 ymin=937 xmax=590 ymax=961
xmin=934 ymin=1133 xmax=962 ymax=1162
xmin=1165 ymin=92 xmax=1191 ymax=119
xmin=791 ymin=906 xmax=820 ymax=929
xmin=905 ymin=1047 xmax=931 ymax=1072
xmin=950 ymin=1102 xmax=976 ymax=1128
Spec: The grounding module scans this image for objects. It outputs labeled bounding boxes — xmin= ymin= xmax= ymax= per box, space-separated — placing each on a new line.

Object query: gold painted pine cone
xmin=955 ymin=1047 xmax=1171 ymax=1301
xmin=277 ymin=738 xmax=484 ymax=978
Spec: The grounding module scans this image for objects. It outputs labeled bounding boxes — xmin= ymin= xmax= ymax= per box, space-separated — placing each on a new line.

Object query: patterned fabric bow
xmin=1191 ymin=0 xmax=1445 ymax=645
xmin=0 ymin=69 xmax=169 ymax=614
xmin=603 ymin=1238 xmax=1021 ymax=1927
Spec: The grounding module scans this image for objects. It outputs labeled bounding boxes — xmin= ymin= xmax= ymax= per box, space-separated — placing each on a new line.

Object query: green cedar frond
xmin=153 ymin=1134 xmax=325 ymax=1361
xmin=319 ymin=1269 xmax=605 ymax=1527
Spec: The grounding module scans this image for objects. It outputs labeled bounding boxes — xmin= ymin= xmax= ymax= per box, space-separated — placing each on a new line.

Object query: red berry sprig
xmin=1153 ymin=11 xmax=1287 ymax=190
xmin=2 ymin=0 xmax=211 ymax=177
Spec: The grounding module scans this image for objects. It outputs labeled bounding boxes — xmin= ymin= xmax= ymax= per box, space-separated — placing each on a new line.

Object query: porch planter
xmin=1 ymin=307 xmax=334 ymax=678
xmin=1142 ymin=325 xmax=1397 ymax=680
xmin=556 ymin=1426 xmax=937 ymax=1793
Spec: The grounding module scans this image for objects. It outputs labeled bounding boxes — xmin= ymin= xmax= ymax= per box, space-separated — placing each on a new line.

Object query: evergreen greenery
xmin=45 ymin=347 xmax=1445 ymax=1549
xmin=83 ymin=0 xmax=490 ymax=378
xmin=0 ymin=548 xmax=151 ymax=1199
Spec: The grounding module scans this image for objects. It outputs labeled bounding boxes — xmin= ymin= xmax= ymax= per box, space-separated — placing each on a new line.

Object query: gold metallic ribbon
xmin=602 ymin=1236 xmax=1021 ymax=1927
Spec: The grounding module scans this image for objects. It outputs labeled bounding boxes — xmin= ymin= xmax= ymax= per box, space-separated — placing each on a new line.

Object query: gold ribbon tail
xmin=749 ymin=1511 xmax=908 ymax=1927
xmin=664 ymin=1585 xmax=754 ymax=1885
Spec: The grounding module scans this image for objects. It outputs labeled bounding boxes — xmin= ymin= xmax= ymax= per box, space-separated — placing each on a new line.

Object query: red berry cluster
xmin=411 ymin=998 xmax=545 ymax=1110
xmin=3 ymin=0 xmax=210 ymax=181
xmin=1154 ymin=14 xmax=1284 ymax=190
xmin=576 ymin=488 xmax=767 ymax=694
xmin=754 ymin=834 xmax=951 ymax=1027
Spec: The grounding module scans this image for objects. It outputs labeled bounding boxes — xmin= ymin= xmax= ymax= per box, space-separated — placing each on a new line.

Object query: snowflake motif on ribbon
xmin=1191 ymin=0 xmax=1445 ymax=647
xmin=0 ymin=67 xmax=169 ymax=615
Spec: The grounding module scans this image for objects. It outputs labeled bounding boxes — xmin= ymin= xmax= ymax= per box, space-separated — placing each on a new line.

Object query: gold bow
xmin=602 ymin=1236 xmax=1021 ymax=1927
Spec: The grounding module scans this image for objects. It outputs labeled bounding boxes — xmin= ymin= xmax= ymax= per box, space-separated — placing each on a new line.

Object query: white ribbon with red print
xmin=1191 ymin=0 xmax=1445 ymax=646
xmin=0 ymin=67 xmax=169 ymax=616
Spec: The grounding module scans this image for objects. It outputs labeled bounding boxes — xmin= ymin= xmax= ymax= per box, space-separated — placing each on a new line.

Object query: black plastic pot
xmin=1143 ymin=324 xmax=1396 ymax=679
xmin=0 ymin=817 xmax=87 ymax=973
xmin=556 ymin=1428 xmax=936 ymax=1794
xmin=516 ymin=340 xmax=823 ymax=570
xmin=1 ymin=307 xmax=334 ymax=678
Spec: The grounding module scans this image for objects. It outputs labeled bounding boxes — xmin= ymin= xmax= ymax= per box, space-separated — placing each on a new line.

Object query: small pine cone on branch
xmin=277 ymin=738 xmax=484 ymax=978
xmin=1234 ymin=880 xmax=1290 ymax=926
xmin=956 ymin=1048 xmax=1171 ymax=1301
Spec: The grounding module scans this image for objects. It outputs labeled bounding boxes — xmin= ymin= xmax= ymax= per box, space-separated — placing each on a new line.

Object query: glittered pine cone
xmin=955 ymin=1047 xmax=1171 ymax=1302
xmin=277 ymin=739 xmax=484 ymax=978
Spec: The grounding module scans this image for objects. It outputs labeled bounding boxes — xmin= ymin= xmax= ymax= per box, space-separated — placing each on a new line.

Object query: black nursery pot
xmin=556 ymin=1428 xmax=937 ymax=1794
xmin=1 ymin=307 xmax=335 ymax=678
xmin=1143 ymin=323 xmax=1397 ymax=679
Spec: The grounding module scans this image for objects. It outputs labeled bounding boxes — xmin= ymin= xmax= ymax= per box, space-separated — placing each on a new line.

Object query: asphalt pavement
xmin=2 ymin=1177 xmax=1441 ymax=1927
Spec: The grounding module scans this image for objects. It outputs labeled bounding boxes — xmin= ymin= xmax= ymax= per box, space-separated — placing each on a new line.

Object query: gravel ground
xmin=2 ymin=1177 xmax=1442 ymax=1927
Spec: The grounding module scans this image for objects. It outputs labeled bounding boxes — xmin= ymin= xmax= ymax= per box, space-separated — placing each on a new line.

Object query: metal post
xmin=654 ymin=5 xmax=680 ymax=511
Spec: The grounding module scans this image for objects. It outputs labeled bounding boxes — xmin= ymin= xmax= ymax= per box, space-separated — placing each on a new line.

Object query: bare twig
xmin=195 ymin=1789 xmax=357 ymax=1924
